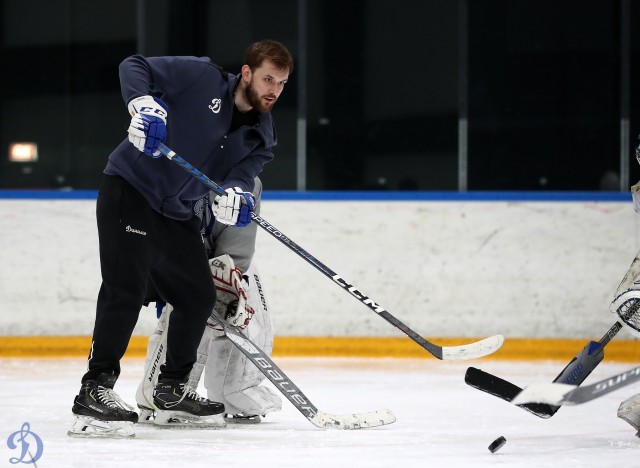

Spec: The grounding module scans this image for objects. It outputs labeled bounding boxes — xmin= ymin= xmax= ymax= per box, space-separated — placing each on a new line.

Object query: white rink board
xmin=0 ymin=197 xmax=638 ymax=339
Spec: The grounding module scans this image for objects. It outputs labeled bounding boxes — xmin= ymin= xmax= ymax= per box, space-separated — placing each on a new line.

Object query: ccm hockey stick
xmin=158 ymin=143 xmax=504 ymax=361
xmin=207 ymin=312 xmax=396 ymax=429
xmin=511 ymin=365 xmax=640 ymax=406
xmin=465 ymin=319 xmax=625 ymax=418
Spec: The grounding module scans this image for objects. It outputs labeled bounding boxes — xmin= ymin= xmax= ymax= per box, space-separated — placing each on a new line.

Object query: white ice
xmin=2 ymin=357 xmax=639 ymax=467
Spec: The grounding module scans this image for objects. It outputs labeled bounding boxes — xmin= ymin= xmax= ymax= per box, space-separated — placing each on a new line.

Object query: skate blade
xmin=225 ymin=414 xmax=262 ymax=425
xmin=67 ymin=416 xmax=135 ymax=438
xmin=154 ymin=411 xmax=226 ymax=429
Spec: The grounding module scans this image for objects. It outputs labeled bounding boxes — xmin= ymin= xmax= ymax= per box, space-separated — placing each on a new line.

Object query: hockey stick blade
xmin=158 ymin=143 xmax=504 ymax=361
xmin=464 ymin=321 xmax=624 ymax=418
xmin=208 ymin=313 xmax=396 ymax=430
xmin=440 ymin=335 xmax=505 ymax=360
xmin=511 ymin=365 xmax=640 ymax=406
xmin=464 ymin=367 xmax=556 ymax=418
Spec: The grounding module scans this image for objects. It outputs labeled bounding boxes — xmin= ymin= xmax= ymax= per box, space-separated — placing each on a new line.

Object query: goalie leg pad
xmin=204 ymin=262 xmax=282 ymax=417
xmin=223 ymin=385 xmax=283 ymax=418
xmin=135 ymin=303 xmax=171 ymax=419
xmin=186 ymin=323 xmax=219 ymax=390
xmin=618 ymin=393 xmax=640 ymax=435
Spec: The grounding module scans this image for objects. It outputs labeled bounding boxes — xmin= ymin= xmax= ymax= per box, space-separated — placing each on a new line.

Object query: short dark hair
xmin=244 ymin=40 xmax=294 ymax=74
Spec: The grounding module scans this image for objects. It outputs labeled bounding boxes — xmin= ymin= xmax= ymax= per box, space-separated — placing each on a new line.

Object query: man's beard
xmin=244 ymin=79 xmax=276 ymax=113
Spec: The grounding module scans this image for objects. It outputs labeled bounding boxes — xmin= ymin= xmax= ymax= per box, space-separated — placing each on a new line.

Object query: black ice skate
xmin=153 ymin=379 xmax=225 ymax=428
xmin=68 ymin=373 xmax=138 ymax=438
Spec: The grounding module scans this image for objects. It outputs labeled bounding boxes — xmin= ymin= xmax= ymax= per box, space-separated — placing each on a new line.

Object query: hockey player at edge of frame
xmin=136 ymin=177 xmax=283 ymax=428
xmin=610 ymin=135 xmax=640 ymax=437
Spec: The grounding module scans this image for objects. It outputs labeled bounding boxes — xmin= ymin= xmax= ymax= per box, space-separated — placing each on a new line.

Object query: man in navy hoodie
xmin=68 ymin=40 xmax=293 ymax=438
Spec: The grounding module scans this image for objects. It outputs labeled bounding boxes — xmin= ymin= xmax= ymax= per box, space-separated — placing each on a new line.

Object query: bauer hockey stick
xmin=511 ymin=364 xmax=640 ymax=406
xmin=207 ymin=312 xmax=396 ymax=429
xmin=158 ymin=143 xmax=504 ymax=361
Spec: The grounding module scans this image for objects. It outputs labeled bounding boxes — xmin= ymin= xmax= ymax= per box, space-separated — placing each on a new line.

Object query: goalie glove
xmin=610 ymin=250 xmax=640 ymax=336
xmin=212 ymin=187 xmax=255 ymax=227
xmin=209 ymin=254 xmax=255 ymax=329
xmin=127 ymin=95 xmax=168 ymax=157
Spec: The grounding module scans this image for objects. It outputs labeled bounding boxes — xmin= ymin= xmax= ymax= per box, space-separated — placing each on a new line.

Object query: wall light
xmin=9 ymin=142 xmax=38 ymax=163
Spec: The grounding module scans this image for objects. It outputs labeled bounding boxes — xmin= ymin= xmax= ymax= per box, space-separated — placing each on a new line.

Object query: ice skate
xmin=68 ymin=373 xmax=138 ymax=438
xmin=153 ymin=379 xmax=225 ymax=428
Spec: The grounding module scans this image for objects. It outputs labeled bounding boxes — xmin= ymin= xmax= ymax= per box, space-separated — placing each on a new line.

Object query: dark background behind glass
xmin=1 ymin=0 xmax=639 ymax=191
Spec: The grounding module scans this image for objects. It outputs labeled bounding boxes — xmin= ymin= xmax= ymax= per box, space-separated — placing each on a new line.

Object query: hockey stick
xmin=206 ymin=312 xmax=396 ymax=430
xmin=465 ymin=320 xmax=624 ymax=418
xmin=511 ymin=365 xmax=640 ymax=406
xmin=158 ymin=143 xmax=504 ymax=361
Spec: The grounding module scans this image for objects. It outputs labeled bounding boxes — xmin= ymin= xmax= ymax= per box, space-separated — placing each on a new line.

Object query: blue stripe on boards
xmin=0 ymin=189 xmax=632 ymax=202
xmin=0 ymin=190 xmax=99 ymax=199
xmin=262 ymin=191 xmax=631 ymax=202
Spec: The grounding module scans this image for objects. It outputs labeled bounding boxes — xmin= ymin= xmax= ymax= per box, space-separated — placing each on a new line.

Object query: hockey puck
xmin=488 ymin=436 xmax=507 ymax=453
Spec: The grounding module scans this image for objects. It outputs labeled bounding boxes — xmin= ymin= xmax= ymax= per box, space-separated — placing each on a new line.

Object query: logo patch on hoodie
xmin=209 ymin=98 xmax=221 ymax=114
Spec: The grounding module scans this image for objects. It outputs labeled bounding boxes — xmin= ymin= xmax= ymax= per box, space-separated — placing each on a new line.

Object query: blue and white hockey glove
xmin=127 ymin=95 xmax=168 ymax=157
xmin=213 ymin=187 xmax=255 ymax=227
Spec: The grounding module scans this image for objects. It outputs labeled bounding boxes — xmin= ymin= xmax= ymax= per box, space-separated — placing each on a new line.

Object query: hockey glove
xmin=209 ymin=254 xmax=255 ymax=329
xmin=127 ymin=95 xmax=168 ymax=157
xmin=610 ymin=251 xmax=640 ymax=337
xmin=213 ymin=187 xmax=255 ymax=227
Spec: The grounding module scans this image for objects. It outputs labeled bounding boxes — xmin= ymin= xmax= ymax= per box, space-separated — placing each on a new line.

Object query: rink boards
xmin=1 ymin=191 xmax=639 ymax=359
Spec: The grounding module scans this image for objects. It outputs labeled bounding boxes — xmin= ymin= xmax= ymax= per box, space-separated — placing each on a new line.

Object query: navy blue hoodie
xmin=104 ymin=55 xmax=276 ymax=220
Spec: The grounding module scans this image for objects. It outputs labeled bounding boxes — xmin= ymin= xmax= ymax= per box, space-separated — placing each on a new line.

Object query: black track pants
xmin=82 ymin=175 xmax=215 ymax=382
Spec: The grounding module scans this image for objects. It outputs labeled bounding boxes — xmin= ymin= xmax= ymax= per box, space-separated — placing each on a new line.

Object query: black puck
xmin=488 ymin=436 xmax=507 ymax=453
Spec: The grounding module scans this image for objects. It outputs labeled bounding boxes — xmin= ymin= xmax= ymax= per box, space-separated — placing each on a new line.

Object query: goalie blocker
xmin=135 ymin=254 xmax=282 ymax=426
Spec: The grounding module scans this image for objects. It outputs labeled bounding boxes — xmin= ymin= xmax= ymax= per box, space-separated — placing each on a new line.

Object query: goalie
xmin=135 ymin=177 xmax=282 ymax=427
xmin=609 ymin=137 xmax=640 ymax=437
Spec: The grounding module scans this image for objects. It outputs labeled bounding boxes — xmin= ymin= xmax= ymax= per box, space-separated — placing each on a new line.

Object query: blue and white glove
xmin=212 ymin=187 xmax=255 ymax=227
xmin=127 ymin=95 xmax=168 ymax=157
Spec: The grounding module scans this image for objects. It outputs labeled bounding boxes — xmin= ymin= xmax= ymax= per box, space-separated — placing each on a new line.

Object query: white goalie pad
xmin=135 ymin=303 xmax=172 ymax=414
xmin=203 ymin=261 xmax=282 ymax=417
xmin=618 ymin=392 xmax=640 ymax=434
xmin=610 ymin=249 xmax=640 ymax=336
xmin=136 ymin=257 xmax=281 ymax=420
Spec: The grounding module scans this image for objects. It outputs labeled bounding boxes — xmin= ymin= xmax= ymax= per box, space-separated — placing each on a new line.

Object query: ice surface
xmin=1 ymin=357 xmax=639 ymax=467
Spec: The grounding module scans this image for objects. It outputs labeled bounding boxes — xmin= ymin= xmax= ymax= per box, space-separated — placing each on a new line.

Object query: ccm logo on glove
xmin=213 ymin=187 xmax=255 ymax=227
xmin=127 ymin=95 xmax=168 ymax=157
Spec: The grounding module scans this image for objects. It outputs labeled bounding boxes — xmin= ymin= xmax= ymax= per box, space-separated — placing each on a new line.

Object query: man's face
xmin=243 ymin=60 xmax=289 ymax=113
